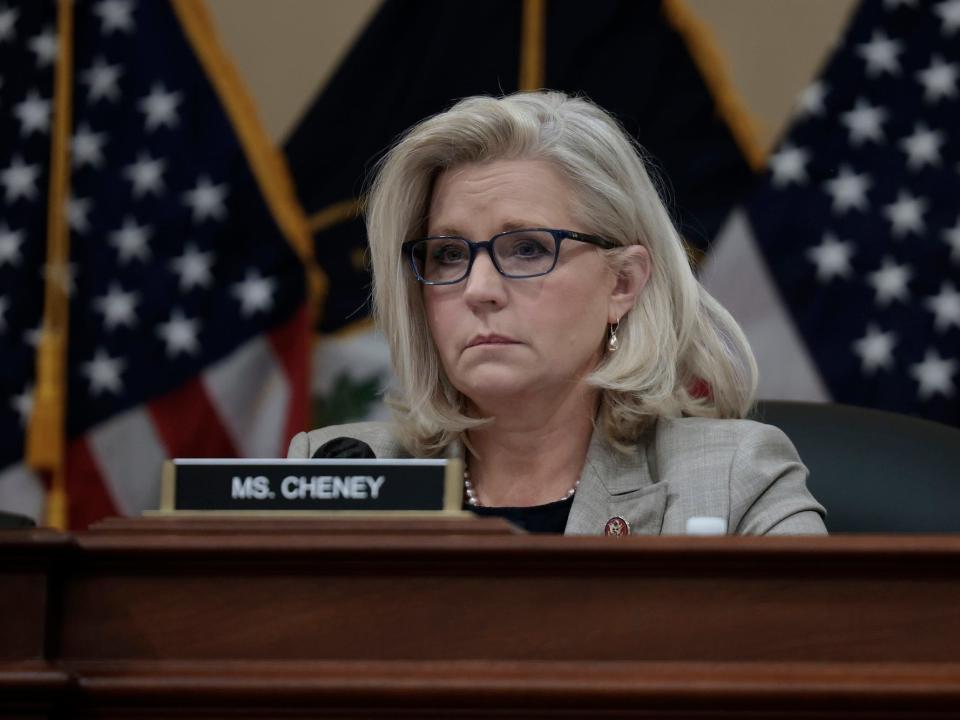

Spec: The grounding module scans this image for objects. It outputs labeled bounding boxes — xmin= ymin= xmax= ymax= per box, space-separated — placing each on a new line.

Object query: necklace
xmin=463 ymin=460 xmax=580 ymax=507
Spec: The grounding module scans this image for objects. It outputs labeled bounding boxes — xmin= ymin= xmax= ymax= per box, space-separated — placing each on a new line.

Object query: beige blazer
xmin=287 ymin=417 xmax=827 ymax=536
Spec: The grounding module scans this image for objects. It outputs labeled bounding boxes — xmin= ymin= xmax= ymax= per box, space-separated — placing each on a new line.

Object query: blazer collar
xmin=564 ymin=421 xmax=668 ymax=536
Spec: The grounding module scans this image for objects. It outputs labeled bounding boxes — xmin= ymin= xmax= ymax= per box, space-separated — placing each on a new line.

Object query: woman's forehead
xmin=427 ymin=159 xmax=575 ymax=233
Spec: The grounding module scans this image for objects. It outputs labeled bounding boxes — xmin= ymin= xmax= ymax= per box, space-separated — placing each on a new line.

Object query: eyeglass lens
xmin=412 ymin=230 xmax=557 ymax=283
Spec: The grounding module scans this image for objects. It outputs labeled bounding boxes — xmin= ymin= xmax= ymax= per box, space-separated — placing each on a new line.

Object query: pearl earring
xmin=607 ymin=320 xmax=620 ymax=352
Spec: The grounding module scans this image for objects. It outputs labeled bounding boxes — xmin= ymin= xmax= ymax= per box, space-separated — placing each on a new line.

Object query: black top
xmin=465 ymin=496 xmax=574 ymax=534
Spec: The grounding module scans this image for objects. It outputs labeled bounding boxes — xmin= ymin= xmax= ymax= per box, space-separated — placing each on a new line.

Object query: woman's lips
xmin=466 ymin=334 xmax=520 ymax=349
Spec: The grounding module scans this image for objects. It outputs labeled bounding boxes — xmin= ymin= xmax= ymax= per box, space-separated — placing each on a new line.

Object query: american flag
xmin=702 ymin=0 xmax=960 ymax=427
xmin=0 ymin=0 xmax=316 ymax=527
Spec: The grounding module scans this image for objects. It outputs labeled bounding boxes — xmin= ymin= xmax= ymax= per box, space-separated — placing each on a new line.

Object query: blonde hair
xmin=366 ymin=91 xmax=757 ymax=456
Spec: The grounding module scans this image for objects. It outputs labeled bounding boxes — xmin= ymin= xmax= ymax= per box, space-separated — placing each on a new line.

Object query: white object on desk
xmin=685 ymin=516 xmax=728 ymax=535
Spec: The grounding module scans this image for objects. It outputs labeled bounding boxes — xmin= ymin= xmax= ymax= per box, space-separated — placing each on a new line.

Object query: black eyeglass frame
xmin=401 ymin=228 xmax=618 ymax=285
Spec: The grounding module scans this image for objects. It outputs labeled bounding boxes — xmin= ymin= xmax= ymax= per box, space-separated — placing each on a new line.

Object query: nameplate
xmin=158 ymin=458 xmax=466 ymax=516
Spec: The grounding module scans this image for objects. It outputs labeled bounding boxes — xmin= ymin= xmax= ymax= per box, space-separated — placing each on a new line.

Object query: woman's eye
xmin=433 ymin=244 xmax=467 ymax=263
xmin=512 ymin=240 xmax=549 ymax=258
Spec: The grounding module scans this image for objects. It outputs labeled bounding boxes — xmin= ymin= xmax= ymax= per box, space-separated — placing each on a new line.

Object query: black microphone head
xmin=312 ymin=436 xmax=376 ymax=459
xmin=0 ymin=510 xmax=36 ymax=529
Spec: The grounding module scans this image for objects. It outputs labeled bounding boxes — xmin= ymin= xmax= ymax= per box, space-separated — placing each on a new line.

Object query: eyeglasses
xmin=402 ymin=228 xmax=617 ymax=285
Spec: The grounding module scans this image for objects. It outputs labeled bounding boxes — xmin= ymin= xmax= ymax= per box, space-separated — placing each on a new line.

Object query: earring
xmin=607 ymin=320 xmax=620 ymax=352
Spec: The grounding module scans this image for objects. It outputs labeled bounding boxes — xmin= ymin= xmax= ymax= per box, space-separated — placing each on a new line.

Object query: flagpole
xmin=662 ymin=0 xmax=765 ymax=171
xmin=520 ymin=0 xmax=546 ymax=91
xmin=28 ymin=0 xmax=75 ymax=530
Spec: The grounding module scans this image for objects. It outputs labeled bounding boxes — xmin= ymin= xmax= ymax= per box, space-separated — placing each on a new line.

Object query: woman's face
xmin=421 ymin=159 xmax=622 ymax=411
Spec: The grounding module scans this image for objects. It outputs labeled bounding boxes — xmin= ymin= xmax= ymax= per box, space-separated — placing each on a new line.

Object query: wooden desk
xmin=3 ymin=518 xmax=960 ymax=718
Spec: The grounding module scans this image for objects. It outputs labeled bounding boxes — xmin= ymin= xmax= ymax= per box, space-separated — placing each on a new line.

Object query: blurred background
xmin=205 ymin=0 xmax=854 ymax=150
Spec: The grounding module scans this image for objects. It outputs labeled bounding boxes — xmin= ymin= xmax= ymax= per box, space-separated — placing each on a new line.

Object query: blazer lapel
xmin=564 ymin=423 xmax=668 ymax=536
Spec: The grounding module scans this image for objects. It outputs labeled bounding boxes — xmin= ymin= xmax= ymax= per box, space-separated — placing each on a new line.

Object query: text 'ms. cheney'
xmin=231 ymin=474 xmax=386 ymax=501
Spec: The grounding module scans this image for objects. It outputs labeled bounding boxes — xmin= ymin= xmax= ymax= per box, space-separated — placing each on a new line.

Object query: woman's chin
xmin=454 ymin=368 xmax=542 ymax=406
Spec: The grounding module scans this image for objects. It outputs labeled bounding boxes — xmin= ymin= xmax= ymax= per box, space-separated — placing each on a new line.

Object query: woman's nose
xmin=462 ymin=250 xmax=507 ymax=307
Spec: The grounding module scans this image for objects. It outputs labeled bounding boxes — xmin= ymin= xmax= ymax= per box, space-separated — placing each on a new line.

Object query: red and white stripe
xmin=64 ymin=305 xmax=310 ymax=529
xmin=700 ymin=210 xmax=831 ymax=402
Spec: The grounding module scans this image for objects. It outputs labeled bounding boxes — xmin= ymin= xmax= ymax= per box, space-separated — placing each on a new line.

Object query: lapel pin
xmin=604 ymin=516 xmax=630 ymax=536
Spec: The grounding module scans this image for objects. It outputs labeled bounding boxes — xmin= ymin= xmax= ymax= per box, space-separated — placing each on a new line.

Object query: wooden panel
xmin=5 ymin=522 xmax=960 ymax=717
xmin=59 ymin=573 xmax=960 ymax=663
xmin=91 ymin=515 xmax=519 ymax=535
xmin=58 ymin=531 xmax=960 ymax=664
xmin=0 ymin=532 xmax=73 ymax=718
xmin=0 ymin=531 xmax=70 ymax=662
xmin=62 ymin=660 xmax=960 ymax=718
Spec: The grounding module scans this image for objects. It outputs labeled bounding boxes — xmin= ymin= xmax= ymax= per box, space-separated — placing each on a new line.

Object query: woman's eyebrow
xmin=426 ymin=226 xmax=464 ymax=237
xmin=499 ymin=220 xmax=540 ymax=231
xmin=428 ymin=220 xmax=546 ymax=237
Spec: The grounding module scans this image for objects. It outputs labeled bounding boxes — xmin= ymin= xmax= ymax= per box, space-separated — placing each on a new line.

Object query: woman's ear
xmin=608 ymin=245 xmax=651 ymax=323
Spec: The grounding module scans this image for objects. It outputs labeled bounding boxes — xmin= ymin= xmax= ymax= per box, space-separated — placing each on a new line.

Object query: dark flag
xmin=702 ymin=0 xmax=960 ymax=427
xmin=284 ymin=0 xmax=759 ymax=422
xmin=0 ymin=0 xmax=318 ymax=527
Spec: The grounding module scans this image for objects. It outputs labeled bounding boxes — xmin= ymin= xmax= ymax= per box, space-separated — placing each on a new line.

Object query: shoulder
xmin=652 ymin=417 xmax=827 ymax=535
xmin=656 ymin=415 xmax=784 ymax=443
xmin=286 ymin=421 xmax=410 ymax=459
xmin=653 ymin=416 xmax=796 ymax=466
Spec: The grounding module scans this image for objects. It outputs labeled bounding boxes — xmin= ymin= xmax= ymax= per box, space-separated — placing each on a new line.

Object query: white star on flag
xmin=109 ymin=217 xmax=152 ymax=263
xmin=183 ymin=176 xmax=228 ymax=222
xmin=857 ymin=31 xmax=902 ymax=76
xmin=169 ymin=244 xmax=214 ymax=291
xmin=768 ymin=144 xmax=810 ymax=187
xmin=944 ymin=218 xmax=960 ymax=262
xmin=10 ymin=385 xmax=33 ymax=426
xmin=807 ymin=233 xmax=855 ymax=282
xmin=841 ymin=99 xmax=887 ymax=145
xmin=823 ymin=166 xmax=871 ymax=213
xmin=796 ymin=81 xmax=828 ymax=116
xmin=82 ymin=349 xmax=126 ymax=395
xmin=883 ymin=190 xmax=927 ymax=237
xmin=852 ymin=324 xmax=897 ymax=374
xmin=867 ymin=258 xmax=912 ymax=305
xmin=124 ymin=153 xmax=166 ymax=197
xmin=94 ymin=284 xmax=139 ymax=330
xmin=13 ymin=90 xmax=51 ymax=136
xmin=81 ymin=57 xmax=122 ymax=103
xmin=157 ymin=309 xmax=201 ymax=357
xmin=23 ymin=325 xmax=42 ymax=348
xmin=935 ymin=0 xmax=960 ymax=34
xmin=1 ymin=156 xmax=41 ymax=203
xmin=72 ymin=124 xmax=108 ymax=169
xmin=232 ymin=270 xmax=276 ymax=316
xmin=0 ymin=224 xmax=24 ymax=267
xmin=0 ymin=6 xmax=18 ymax=43
xmin=28 ymin=27 xmax=56 ymax=67
xmin=910 ymin=350 xmax=957 ymax=399
xmin=899 ymin=124 xmax=944 ymax=170
xmin=139 ymin=83 xmax=182 ymax=131
xmin=67 ymin=196 xmax=93 ymax=234
xmin=917 ymin=56 xmax=959 ymax=102
xmin=93 ymin=0 xmax=135 ymax=34
xmin=925 ymin=283 xmax=960 ymax=332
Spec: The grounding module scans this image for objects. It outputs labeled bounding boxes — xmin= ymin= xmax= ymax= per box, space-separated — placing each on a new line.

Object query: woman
xmin=288 ymin=91 xmax=826 ymax=536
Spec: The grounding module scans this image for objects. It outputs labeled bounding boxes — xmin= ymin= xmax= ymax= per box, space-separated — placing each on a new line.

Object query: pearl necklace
xmin=463 ymin=460 xmax=580 ymax=507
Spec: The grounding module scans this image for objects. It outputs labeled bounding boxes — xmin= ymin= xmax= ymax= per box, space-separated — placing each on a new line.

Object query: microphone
xmin=0 ymin=510 xmax=36 ymax=529
xmin=312 ymin=436 xmax=377 ymax=459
